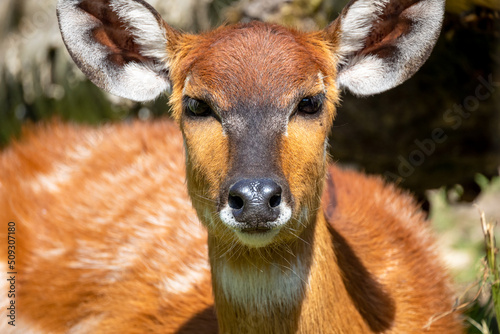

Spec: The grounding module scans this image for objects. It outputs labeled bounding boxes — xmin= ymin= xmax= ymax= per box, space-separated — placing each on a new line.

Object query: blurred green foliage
xmin=429 ymin=174 xmax=500 ymax=333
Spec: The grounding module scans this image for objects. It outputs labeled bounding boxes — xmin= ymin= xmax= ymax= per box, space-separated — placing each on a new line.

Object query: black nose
xmin=228 ymin=179 xmax=282 ymax=226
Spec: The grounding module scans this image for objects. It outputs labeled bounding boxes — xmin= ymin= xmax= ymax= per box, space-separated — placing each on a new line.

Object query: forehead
xmin=182 ymin=22 xmax=331 ymax=107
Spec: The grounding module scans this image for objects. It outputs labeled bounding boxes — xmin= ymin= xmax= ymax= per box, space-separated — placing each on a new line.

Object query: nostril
xmin=228 ymin=194 xmax=244 ymax=210
xmin=269 ymin=194 xmax=281 ymax=208
xmin=227 ymin=179 xmax=283 ymax=224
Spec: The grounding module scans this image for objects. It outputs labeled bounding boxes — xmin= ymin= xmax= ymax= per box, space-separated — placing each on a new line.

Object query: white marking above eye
xmin=182 ymin=75 xmax=191 ymax=96
xmin=318 ymin=72 xmax=326 ymax=92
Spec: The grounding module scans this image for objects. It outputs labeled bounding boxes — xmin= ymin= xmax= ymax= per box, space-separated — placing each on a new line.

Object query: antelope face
xmin=170 ymin=24 xmax=339 ymax=248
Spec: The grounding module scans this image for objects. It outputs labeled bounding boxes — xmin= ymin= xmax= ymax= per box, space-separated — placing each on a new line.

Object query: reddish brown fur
xmin=0 ymin=121 xmax=462 ymax=333
xmin=0 ymin=122 xmax=215 ymax=333
xmin=323 ymin=167 xmax=461 ymax=332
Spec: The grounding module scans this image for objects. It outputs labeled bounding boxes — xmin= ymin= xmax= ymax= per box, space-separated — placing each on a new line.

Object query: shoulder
xmin=322 ymin=164 xmax=461 ymax=331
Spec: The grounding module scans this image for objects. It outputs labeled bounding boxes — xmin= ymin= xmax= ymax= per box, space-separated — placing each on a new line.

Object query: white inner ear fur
xmin=121 ymin=61 xmax=170 ymax=99
xmin=337 ymin=0 xmax=388 ymax=62
xmin=109 ymin=0 xmax=170 ymax=67
xmin=57 ymin=0 xmax=171 ymax=102
xmin=336 ymin=0 xmax=444 ymax=96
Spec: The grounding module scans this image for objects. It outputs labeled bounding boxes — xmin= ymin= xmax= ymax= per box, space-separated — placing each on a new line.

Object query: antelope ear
xmin=326 ymin=0 xmax=445 ymax=96
xmin=57 ymin=0 xmax=180 ymax=101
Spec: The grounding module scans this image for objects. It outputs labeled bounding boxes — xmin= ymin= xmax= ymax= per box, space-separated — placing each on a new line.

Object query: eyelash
xmin=296 ymin=94 xmax=324 ymax=115
xmin=184 ymin=98 xmax=213 ymax=117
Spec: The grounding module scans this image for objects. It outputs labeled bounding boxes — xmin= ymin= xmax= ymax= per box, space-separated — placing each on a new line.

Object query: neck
xmin=208 ymin=210 xmax=373 ymax=333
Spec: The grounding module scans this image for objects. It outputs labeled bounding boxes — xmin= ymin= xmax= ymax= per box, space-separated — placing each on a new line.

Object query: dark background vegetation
xmin=1 ymin=0 xmax=499 ymax=332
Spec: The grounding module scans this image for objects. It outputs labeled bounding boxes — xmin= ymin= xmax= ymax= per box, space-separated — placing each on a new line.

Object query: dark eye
xmin=297 ymin=95 xmax=324 ymax=115
xmin=184 ymin=98 xmax=213 ymax=117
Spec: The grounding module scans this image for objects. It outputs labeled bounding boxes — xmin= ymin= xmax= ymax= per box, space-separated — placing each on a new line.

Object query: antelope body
xmin=1 ymin=0 xmax=463 ymax=333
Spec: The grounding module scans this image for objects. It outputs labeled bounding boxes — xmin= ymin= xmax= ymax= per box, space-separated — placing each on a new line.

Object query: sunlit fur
xmin=0 ymin=121 xmax=216 ymax=333
xmin=0 ymin=0 xmax=464 ymax=332
xmin=0 ymin=122 xmax=462 ymax=333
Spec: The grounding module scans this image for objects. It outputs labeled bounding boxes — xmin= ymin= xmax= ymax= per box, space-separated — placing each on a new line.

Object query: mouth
xmin=233 ymin=227 xmax=282 ymax=248
xmin=240 ymin=224 xmax=273 ymax=234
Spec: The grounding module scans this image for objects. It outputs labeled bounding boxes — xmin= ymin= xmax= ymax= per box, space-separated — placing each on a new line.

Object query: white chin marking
xmin=219 ymin=205 xmax=292 ymax=248
xmin=234 ymin=229 xmax=281 ymax=248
